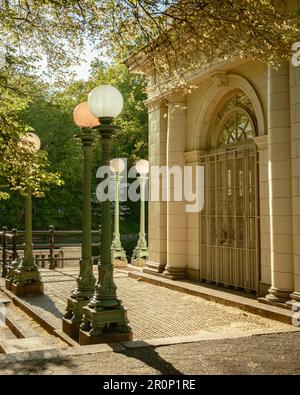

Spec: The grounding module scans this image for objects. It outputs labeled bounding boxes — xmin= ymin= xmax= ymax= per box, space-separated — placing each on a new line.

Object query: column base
xmin=11 ymin=281 xmax=44 ymax=296
xmin=79 ymin=304 xmax=132 ymax=345
xmin=143 ymin=260 xmax=166 ymax=275
xmin=286 ymin=292 xmax=300 ymax=308
xmin=290 ymin=292 xmax=300 ymax=302
xmin=265 ymin=287 xmax=292 ymax=304
xmin=163 ymin=266 xmax=187 ymax=280
xmin=62 ymin=297 xmax=91 ymax=340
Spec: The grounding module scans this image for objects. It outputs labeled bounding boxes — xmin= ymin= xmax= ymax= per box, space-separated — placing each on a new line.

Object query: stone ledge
xmin=0 ymin=336 xmax=60 ymax=354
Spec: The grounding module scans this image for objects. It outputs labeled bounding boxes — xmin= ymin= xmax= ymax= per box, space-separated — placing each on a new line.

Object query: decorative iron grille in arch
xmin=217 ymin=93 xmax=257 ymax=146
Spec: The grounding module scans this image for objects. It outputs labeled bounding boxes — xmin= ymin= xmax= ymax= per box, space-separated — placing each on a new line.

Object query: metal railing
xmin=0 ymin=227 xmax=18 ymax=277
xmin=0 ymin=225 xmax=139 ymax=276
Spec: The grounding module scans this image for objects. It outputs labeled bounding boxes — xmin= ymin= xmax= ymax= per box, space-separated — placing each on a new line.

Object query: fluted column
xmin=265 ymin=62 xmax=294 ymax=303
xmin=144 ymin=101 xmax=168 ymax=274
xmin=163 ymin=97 xmax=187 ymax=279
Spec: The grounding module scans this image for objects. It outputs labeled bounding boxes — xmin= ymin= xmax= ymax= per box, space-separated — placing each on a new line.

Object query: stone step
xmin=0 ymin=325 xmax=17 ymax=342
xmin=4 ymin=300 xmax=55 ymax=339
xmin=0 ymin=336 xmax=61 ymax=354
xmin=0 ymin=297 xmax=11 ymax=305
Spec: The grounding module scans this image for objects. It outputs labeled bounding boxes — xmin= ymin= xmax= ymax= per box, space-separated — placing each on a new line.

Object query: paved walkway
xmin=0 ymin=331 xmax=299 ymax=375
xmin=17 ymin=268 xmax=292 ymax=341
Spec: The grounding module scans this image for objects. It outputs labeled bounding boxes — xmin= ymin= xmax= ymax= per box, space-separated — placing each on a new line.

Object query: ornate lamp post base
xmin=131 ymin=238 xmax=148 ymax=267
xmin=9 ymin=263 xmax=43 ymax=296
xmin=79 ymin=304 xmax=132 ymax=345
xmin=112 ymin=246 xmax=128 ymax=267
xmin=62 ymin=298 xmax=91 ymax=340
xmin=132 ymin=246 xmax=148 ymax=259
xmin=62 ymin=258 xmax=96 ymax=340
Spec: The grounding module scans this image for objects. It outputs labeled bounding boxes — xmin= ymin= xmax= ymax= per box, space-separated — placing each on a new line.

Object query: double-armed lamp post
xmin=60 ymin=85 xmax=132 ymax=344
xmin=79 ymin=85 xmax=132 ymax=345
xmin=7 ymin=133 xmax=44 ymax=296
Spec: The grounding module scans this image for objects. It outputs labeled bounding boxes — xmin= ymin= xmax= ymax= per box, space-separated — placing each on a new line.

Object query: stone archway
xmin=191 ymin=77 xmax=263 ymax=293
xmin=192 ymin=73 xmax=266 ymax=151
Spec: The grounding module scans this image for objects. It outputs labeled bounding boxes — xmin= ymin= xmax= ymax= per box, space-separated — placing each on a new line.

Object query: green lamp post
xmin=131 ymin=159 xmax=149 ymax=266
xmin=62 ymin=101 xmax=98 ymax=339
xmin=79 ymin=85 xmax=132 ymax=345
xmin=111 ymin=158 xmax=127 ymax=265
xmin=9 ymin=133 xmax=44 ymax=296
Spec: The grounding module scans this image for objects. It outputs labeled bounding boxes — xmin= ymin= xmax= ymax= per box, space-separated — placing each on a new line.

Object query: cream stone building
xmin=127 ymin=0 xmax=300 ymax=307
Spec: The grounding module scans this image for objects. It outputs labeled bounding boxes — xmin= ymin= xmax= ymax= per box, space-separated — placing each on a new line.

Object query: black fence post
xmin=1 ymin=226 xmax=7 ymax=278
xmin=49 ymin=225 xmax=55 ymax=270
xmin=12 ymin=228 xmax=18 ymax=261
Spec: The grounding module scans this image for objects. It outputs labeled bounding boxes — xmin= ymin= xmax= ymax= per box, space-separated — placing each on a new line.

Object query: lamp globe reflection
xmin=87 ymin=85 xmax=124 ymax=120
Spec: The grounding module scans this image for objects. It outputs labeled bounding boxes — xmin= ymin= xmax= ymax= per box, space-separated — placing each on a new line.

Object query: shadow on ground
xmin=0 ymin=356 xmax=77 ymax=375
xmin=117 ymin=346 xmax=183 ymax=375
xmin=22 ymin=294 xmax=63 ymax=320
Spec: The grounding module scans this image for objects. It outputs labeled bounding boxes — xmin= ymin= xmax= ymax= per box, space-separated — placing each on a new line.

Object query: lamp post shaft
xmin=131 ymin=175 xmax=148 ymax=263
xmin=82 ymin=146 xmax=92 ymax=261
xmin=140 ymin=177 xmax=145 ymax=239
xmin=62 ymin=130 xmax=96 ymax=338
xmin=75 ymin=133 xmax=97 ymax=298
xmin=7 ymin=185 xmax=43 ymax=296
xmin=101 ymin=137 xmax=113 ymax=266
xmin=114 ymin=174 xmax=120 ymax=239
xmin=23 ymin=188 xmax=34 ymax=266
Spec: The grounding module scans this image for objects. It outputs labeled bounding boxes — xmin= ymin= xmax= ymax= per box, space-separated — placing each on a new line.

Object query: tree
xmin=1 ymin=62 xmax=148 ymax=231
xmin=1 ymin=1 xmax=298 ymax=199
xmin=1 ymin=1 xmax=298 ymax=84
xmin=0 ymin=51 xmax=62 ymax=201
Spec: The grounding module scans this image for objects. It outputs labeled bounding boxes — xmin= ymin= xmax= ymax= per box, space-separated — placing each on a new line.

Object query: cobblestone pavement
xmin=18 ymin=268 xmax=292 ymax=341
xmin=0 ymin=331 xmax=299 ymax=375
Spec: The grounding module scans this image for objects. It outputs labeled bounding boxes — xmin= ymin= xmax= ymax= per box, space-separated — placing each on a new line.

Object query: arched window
xmin=217 ymin=93 xmax=257 ymax=146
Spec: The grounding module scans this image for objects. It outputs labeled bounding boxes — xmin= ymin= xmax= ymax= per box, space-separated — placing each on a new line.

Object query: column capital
xmin=253 ymin=135 xmax=268 ymax=151
xmin=167 ymin=95 xmax=187 ymax=106
xmin=144 ymin=98 xmax=168 ymax=112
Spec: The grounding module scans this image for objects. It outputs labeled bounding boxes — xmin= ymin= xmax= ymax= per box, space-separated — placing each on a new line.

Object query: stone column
xmin=143 ymin=101 xmax=168 ymax=274
xmin=290 ymin=62 xmax=300 ymax=305
xmin=253 ymin=136 xmax=271 ymax=296
xmin=265 ymin=63 xmax=294 ymax=303
xmin=163 ymin=96 xmax=187 ymax=279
